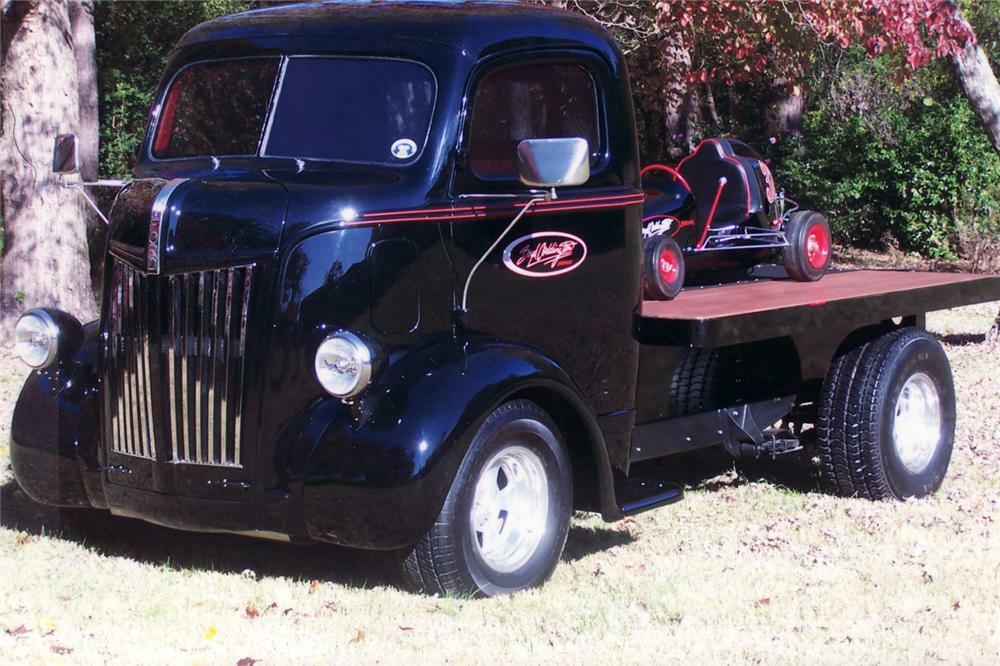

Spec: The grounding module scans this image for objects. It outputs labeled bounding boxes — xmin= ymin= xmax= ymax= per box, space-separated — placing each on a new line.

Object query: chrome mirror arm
xmin=59 ymin=178 xmax=127 ymax=226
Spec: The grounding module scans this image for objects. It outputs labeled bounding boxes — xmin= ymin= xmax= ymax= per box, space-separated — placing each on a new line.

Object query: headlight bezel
xmin=14 ymin=309 xmax=61 ymax=369
xmin=314 ymin=330 xmax=376 ymax=399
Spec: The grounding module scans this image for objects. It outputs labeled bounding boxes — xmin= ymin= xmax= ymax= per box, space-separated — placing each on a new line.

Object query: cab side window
xmin=467 ymin=63 xmax=600 ymax=180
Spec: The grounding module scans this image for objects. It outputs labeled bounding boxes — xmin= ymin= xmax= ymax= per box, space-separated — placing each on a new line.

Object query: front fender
xmin=10 ymin=321 xmax=103 ymax=508
xmin=299 ymin=335 xmax=611 ymax=549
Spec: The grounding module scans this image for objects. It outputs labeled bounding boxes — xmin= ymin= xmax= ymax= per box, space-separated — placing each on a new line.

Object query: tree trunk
xmin=1 ymin=0 xmax=98 ymax=339
xmin=658 ymin=30 xmax=692 ymax=160
xmin=949 ymin=8 xmax=1000 ymax=153
xmin=764 ymin=78 xmax=803 ymax=139
xmin=988 ymin=308 xmax=1000 ymax=344
xmin=67 ymin=0 xmax=97 ymax=181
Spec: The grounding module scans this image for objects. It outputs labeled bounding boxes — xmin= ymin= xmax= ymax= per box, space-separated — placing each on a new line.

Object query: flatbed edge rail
xmin=638 ymin=270 xmax=1000 ymax=347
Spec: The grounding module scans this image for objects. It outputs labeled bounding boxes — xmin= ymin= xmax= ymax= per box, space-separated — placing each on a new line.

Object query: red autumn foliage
xmin=656 ymin=0 xmax=976 ymax=85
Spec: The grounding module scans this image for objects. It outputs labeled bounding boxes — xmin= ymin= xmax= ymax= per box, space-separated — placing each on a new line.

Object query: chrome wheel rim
xmin=470 ymin=445 xmax=549 ymax=573
xmin=892 ymin=372 xmax=942 ymax=474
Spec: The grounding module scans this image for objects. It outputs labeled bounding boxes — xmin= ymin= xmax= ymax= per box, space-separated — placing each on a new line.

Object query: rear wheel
xmin=816 ymin=328 xmax=955 ymax=499
xmin=643 ymin=235 xmax=685 ymax=300
xmin=781 ymin=210 xmax=831 ymax=281
xmin=402 ymin=400 xmax=572 ymax=596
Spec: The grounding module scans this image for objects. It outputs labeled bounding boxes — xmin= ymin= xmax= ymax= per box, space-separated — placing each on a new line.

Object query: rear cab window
xmin=466 ymin=62 xmax=603 ymax=181
xmin=151 ymin=56 xmax=437 ymax=165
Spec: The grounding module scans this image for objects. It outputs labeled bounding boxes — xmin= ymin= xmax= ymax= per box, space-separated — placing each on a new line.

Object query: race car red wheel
xmin=782 ymin=210 xmax=831 ymax=281
xmin=643 ymin=235 xmax=685 ymax=300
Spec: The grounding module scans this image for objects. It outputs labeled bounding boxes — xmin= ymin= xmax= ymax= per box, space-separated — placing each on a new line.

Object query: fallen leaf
xmin=348 ymin=629 xmax=365 ymax=645
xmin=308 ymin=580 xmax=320 ymax=595
xmin=266 ymin=602 xmax=278 ymax=613
xmin=205 ymin=626 xmax=217 ymax=641
xmin=283 ymin=608 xmax=293 ymax=616
xmin=245 ymin=603 xmax=259 ymax=619
xmin=14 ymin=533 xmax=31 ymax=547
xmin=754 ymin=598 xmax=771 ymax=607
xmin=5 ymin=625 xmax=29 ymax=637
xmin=952 ymin=600 xmax=961 ymax=610
xmin=236 ymin=658 xmax=257 ymax=666
xmin=399 ymin=626 xmax=413 ymax=632
xmin=51 ymin=645 xmax=73 ymax=655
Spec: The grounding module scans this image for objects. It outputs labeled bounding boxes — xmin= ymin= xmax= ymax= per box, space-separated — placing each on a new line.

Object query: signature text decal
xmin=502 ymin=232 xmax=588 ymax=278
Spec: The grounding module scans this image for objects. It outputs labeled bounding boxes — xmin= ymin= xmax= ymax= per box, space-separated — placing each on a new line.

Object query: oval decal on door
xmin=502 ymin=232 xmax=588 ymax=278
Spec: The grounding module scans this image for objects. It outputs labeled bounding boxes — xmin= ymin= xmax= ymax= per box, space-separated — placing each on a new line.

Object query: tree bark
xmin=67 ymin=0 xmax=96 ymax=181
xmin=658 ymin=30 xmax=692 ymax=160
xmin=988 ymin=308 xmax=1000 ymax=344
xmin=764 ymin=78 xmax=803 ymax=139
xmin=1 ymin=0 xmax=98 ymax=339
xmin=949 ymin=7 xmax=1000 ymax=153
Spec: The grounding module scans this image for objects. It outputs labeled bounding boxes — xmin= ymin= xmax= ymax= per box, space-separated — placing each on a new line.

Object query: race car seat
xmin=677 ymin=138 xmax=771 ymax=231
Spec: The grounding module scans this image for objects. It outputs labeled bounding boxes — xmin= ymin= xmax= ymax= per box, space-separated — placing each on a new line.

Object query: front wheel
xmin=817 ymin=328 xmax=956 ymax=500
xmin=643 ymin=234 xmax=686 ymax=300
xmin=402 ymin=400 xmax=572 ymax=596
xmin=781 ymin=210 xmax=831 ymax=281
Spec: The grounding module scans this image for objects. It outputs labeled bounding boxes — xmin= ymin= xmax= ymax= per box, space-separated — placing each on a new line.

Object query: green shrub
xmin=776 ymin=57 xmax=1000 ymax=259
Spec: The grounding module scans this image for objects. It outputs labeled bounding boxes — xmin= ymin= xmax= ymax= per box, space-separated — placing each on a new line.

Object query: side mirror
xmin=516 ymin=138 xmax=590 ymax=189
xmin=52 ymin=134 xmax=80 ymax=175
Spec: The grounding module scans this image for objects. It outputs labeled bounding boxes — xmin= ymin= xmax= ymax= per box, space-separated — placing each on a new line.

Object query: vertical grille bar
xmin=106 ymin=261 xmax=253 ymax=468
xmin=234 ymin=266 xmax=253 ymax=466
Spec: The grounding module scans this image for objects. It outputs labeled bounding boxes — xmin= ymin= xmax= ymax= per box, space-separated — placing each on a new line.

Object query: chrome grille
xmin=105 ymin=261 xmax=254 ymax=467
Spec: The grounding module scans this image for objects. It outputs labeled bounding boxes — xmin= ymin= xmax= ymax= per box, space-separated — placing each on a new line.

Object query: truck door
xmin=449 ymin=52 xmax=642 ymax=428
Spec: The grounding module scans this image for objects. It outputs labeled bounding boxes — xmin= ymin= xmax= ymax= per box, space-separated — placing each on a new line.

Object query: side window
xmin=467 ymin=62 xmax=600 ymax=180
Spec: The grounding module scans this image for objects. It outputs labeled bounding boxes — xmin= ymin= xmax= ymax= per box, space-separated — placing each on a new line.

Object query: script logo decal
xmin=502 ymin=232 xmax=588 ymax=278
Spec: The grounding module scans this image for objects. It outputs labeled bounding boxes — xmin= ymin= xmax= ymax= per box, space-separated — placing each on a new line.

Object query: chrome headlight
xmin=15 ymin=309 xmax=60 ymax=369
xmin=314 ymin=331 xmax=374 ymax=398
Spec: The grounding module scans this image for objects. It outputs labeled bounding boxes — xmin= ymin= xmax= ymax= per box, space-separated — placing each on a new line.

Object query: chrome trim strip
xmin=221 ymin=269 xmax=233 ymax=464
xmin=206 ymin=270 xmax=218 ymax=465
xmin=234 ymin=266 xmax=252 ymax=466
xmin=147 ymin=178 xmax=188 ymax=275
xmin=169 ymin=276 xmax=180 ymax=463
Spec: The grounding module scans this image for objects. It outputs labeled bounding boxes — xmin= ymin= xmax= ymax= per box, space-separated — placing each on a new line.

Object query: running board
xmin=615 ymin=475 xmax=684 ymax=516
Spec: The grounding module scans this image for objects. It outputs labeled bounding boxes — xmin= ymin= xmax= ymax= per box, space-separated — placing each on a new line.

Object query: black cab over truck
xmin=11 ymin=1 xmax=1000 ymax=596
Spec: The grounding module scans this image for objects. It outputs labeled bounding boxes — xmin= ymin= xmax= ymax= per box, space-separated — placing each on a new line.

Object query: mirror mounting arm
xmin=61 ymin=180 xmax=113 ymax=226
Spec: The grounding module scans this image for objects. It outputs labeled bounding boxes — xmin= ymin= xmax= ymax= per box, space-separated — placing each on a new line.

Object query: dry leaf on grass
xmin=236 ymin=658 xmax=257 ymax=666
xmin=348 ymin=629 xmax=365 ymax=644
xmin=245 ymin=603 xmax=259 ymax=619
xmin=51 ymin=644 xmax=73 ymax=655
xmin=5 ymin=625 xmax=29 ymax=637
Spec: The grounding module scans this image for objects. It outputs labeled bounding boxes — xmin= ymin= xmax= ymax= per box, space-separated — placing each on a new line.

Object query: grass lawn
xmin=1 ymin=261 xmax=998 ymax=664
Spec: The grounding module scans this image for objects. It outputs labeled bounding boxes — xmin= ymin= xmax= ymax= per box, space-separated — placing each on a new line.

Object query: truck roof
xmin=176 ymin=0 xmax=617 ymax=58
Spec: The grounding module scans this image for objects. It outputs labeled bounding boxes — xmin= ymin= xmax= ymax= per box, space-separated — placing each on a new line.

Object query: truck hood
xmin=108 ymin=175 xmax=288 ymax=275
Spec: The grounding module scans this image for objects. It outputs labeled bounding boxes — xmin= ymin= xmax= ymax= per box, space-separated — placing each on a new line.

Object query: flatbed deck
xmin=638 ymin=270 xmax=1000 ymax=347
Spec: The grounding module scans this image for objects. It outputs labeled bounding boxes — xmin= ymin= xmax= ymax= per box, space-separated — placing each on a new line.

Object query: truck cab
xmin=11 ymin=1 xmax=1000 ymax=597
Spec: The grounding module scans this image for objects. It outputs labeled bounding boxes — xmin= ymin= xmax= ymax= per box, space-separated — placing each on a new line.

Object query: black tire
xmin=671 ymin=348 xmax=730 ymax=414
xmin=402 ymin=400 xmax=572 ymax=596
xmin=817 ymin=328 xmax=956 ymax=500
xmin=781 ymin=210 xmax=831 ymax=282
xmin=642 ymin=235 xmax=685 ymax=300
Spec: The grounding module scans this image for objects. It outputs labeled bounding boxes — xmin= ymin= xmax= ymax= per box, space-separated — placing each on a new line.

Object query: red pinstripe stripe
xmin=356 ymin=193 xmax=643 ymax=225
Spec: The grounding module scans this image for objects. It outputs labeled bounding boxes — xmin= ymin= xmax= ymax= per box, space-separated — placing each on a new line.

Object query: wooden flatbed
xmin=638 ymin=270 xmax=1000 ymax=347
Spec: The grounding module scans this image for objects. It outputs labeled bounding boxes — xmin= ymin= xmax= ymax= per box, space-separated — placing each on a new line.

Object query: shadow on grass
xmin=0 ymin=480 xmax=405 ymax=589
xmin=633 ymin=444 xmax=822 ymax=495
xmin=938 ymin=332 xmax=986 ymax=347
xmin=0 ymin=480 xmax=634 ymax=587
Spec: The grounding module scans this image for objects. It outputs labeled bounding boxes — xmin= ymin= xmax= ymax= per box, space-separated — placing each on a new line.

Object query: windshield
xmin=151 ymin=57 xmax=437 ymax=165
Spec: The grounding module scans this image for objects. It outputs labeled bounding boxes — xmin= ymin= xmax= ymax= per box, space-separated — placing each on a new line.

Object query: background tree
xmin=1 ymin=0 xmax=98 ymax=333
